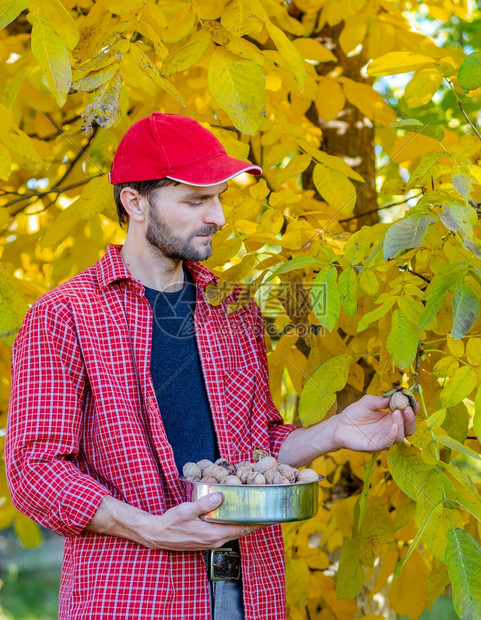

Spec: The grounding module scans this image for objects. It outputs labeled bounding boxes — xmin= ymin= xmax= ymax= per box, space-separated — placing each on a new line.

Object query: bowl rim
xmin=179 ymin=476 xmax=321 ymax=487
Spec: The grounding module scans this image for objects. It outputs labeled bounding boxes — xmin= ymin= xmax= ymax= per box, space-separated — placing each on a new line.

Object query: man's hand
xmin=331 ymin=394 xmax=417 ymax=453
xmin=278 ymin=394 xmax=418 ymax=468
xmin=86 ymin=494 xmax=265 ymax=551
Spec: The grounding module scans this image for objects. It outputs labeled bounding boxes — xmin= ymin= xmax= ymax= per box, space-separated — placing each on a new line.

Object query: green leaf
xmin=337 ymin=536 xmax=364 ymax=599
xmin=405 ymin=152 xmax=444 ymax=191
xmin=451 ymin=284 xmax=480 ymax=340
xmin=426 ymin=408 xmax=447 ymax=429
xmin=30 ymin=4 xmax=72 ymax=106
xmin=0 ymin=265 xmax=29 ymax=347
xmin=391 ymin=118 xmax=444 ymax=141
xmin=440 ymin=366 xmax=477 ymax=408
xmin=457 ymin=52 xmax=481 ymax=91
xmin=312 ymin=265 xmax=340 ymax=332
xmin=387 ymin=308 xmax=419 ymax=369
xmin=445 ymin=527 xmax=481 ymax=619
xmin=394 ymin=503 xmax=436 ymax=577
xmin=474 ymin=386 xmax=481 ymax=443
xmin=388 ymin=442 xmax=438 ymax=502
xmin=434 ymin=435 xmax=481 ymax=460
xmin=355 ymin=455 xmax=376 ymax=533
xmin=208 ymin=48 xmax=266 ymax=135
xmin=383 ymin=215 xmax=435 ymax=261
xmin=0 ymin=0 xmax=29 ymax=30
xmin=338 ymin=268 xmax=358 ymax=317
xmin=419 ymin=263 xmax=467 ymax=330
xmin=264 ymin=255 xmax=321 ymax=282
xmin=312 ymin=163 xmax=356 ymax=215
xmin=440 ymin=201 xmax=476 ymax=238
xmin=298 ymin=354 xmax=350 ymax=426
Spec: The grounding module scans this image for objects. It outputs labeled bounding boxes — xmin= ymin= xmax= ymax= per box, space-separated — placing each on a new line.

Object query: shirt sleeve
xmin=250 ymin=301 xmax=297 ymax=457
xmin=5 ymin=300 xmax=111 ymax=537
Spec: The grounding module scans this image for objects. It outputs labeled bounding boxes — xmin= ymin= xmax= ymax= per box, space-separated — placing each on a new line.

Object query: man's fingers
xmin=402 ymin=406 xmax=417 ymax=436
xmin=190 ymin=492 xmax=224 ymax=518
xmin=361 ymin=394 xmax=391 ymax=409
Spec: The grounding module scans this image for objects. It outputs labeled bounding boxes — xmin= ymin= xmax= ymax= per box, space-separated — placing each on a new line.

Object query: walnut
xmin=389 ymin=391 xmax=410 ymax=411
xmin=197 ymin=459 xmax=214 ymax=474
xmin=203 ymin=464 xmax=229 ymax=482
xmin=277 ymin=463 xmax=298 ymax=482
xmin=297 ymin=468 xmax=319 ymax=482
xmin=215 ymin=458 xmax=237 ymax=475
xmin=200 ymin=476 xmax=218 ymax=483
xmin=182 ymin=462 xmax=202 ymax=479
xmin=224 ymin=475 xmax=242 ymax=485
xmin=236 ymin=466 xmax=253 ymax=484
xmin=246 ymin=472 xmax=266 ymax=485
xmin=253 ymin=456 xmax=278 ymax=474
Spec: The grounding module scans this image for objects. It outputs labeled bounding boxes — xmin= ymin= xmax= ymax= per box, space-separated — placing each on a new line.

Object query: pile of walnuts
xmin=182 ymin=456 xmax=320 ymax=485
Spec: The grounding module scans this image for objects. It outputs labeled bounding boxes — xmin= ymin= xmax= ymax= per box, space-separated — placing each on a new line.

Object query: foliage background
xmin=1 ymin=0 xmax=481 ymax=618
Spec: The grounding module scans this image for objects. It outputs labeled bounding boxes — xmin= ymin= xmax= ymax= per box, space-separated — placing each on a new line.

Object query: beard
xmin=144 ymin=204 xmax=218 ymax=262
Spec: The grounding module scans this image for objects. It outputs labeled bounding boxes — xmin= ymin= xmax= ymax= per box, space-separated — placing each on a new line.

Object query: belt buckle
xmin=209 ymin=547 xmax=241 ymax=582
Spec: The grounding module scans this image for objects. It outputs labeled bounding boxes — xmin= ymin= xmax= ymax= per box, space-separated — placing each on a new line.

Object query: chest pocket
xmin=223 ymin=364 xmax=258 ymax=459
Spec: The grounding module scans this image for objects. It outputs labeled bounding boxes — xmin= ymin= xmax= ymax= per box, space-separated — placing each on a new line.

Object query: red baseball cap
xmin=109 ymin=112 xmax=262 ymax=186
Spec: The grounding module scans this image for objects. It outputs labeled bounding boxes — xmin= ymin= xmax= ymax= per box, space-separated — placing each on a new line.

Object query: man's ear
xmin=120 ymin=187 xmax=145 ymax=221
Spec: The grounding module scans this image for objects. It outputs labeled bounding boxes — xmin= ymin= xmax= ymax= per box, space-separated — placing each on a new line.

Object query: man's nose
xmin=205 ymin=197 xmax=226 ymax=229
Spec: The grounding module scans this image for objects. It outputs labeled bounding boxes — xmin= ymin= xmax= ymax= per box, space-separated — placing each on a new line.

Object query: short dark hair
xmin=113 ymin=178 xmax=178 ymax=228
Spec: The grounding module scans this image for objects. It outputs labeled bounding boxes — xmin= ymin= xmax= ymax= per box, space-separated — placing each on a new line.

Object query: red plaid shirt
xmin=6 ymin=244 xmax=296 ymax=619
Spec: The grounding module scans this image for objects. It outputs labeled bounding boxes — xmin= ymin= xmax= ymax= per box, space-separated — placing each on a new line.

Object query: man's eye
xmin=188 ymin=201 xmax=203 ymax=206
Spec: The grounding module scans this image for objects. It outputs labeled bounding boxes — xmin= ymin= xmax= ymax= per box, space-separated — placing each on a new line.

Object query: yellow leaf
xmin=220 ymin=0 xmax=262 ymax=37
xmin=466 ymin=338 xmax=481 ymax=366
xmin=208 ymin=48 xmax=266 ymax=135
xmin=316 ymin=76 xmax=345 ymax=123
xmin=36 ymin=0 xmax=79 ymax=50
xmin=367 ymin=19 xmax=396 ymax=58
xmin=341 ymin=78 xmax=396 ymax=127
xmin=275 ymin=154 xmax=311 ymax=184
xmin=286 ymin=557 xmax=310 ymax=609
xmin=161 ymin=30 xmax=211 ymax=77
xmin=103 ymin=0 xmax=145 ymax=15
xmin=265 ymin=20 xmax=306 ymax=93
xmin=0 ymin=142 xmax=12 ymax=180
xmin=269 ymin=188 xmax=302 ymax=206
xmin=0 ymin=104 xmax=41 ymax=163
xmin=41 ymin=177 xmax=113 ymax=249
xmin=339 ymin=13 xmax=367 ymax=55
xmin=292 ymin=37 xmax=336 ymax=63
xmin=405 ymin=67 xmax=443 ymax=108
xmin=299 ymin=138 xmax=364 ymax=182
xmin=191 ymin=0 xmax=224 ymax=20
xmin=368 ymin=51 xmax=437 ymax=77
xmin=390 ymin=133 xmax=444 ymax=164
xmin=432 ymin=356 xmax=459 ymax=378
xmin=389 ymin=551 xmax=429 ymax=619
xmin=30 ymin=3 xmax=72 ymax=106
xmin=0 ymin=0 xmax=29 ymax=30
xmin=204 ymin=21 xmax=264 ymax=65
xmin=14 ymin=512 xmax=42 ymax=548
xmin=313 ymin=163 xmax=356 ymax=215
xmin=72 ymin=62 xmax=119 ymax=92
xmin=234 ymin=219 xmax=258 ymax=234
xmin=129 ymin=43 xmax=185 ymax=105
xmin=440 ymin=365 xmax=477 ymax=408
xmin=162 ymin=5 xmax=196 ymax=44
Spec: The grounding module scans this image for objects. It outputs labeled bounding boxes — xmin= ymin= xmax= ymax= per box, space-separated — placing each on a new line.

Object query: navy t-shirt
xmin=144 ymin=272 xmax=219 ymax=475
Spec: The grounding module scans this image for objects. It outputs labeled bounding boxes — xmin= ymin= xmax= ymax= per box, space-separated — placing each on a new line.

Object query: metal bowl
xmin=181 ymin=478 xmax=320 ymax=524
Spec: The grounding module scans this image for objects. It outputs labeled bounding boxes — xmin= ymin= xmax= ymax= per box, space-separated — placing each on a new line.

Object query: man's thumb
xmin=193 ymin=492 xmax=224 ymax=516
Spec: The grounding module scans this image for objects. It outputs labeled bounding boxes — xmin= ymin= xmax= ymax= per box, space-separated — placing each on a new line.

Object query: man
xmin=5 ymin=113 xmax=416 ymax=619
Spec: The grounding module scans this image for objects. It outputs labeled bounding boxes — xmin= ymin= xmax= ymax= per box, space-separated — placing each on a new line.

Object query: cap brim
xmin=165 ymin=154 xmax=262 ymax=187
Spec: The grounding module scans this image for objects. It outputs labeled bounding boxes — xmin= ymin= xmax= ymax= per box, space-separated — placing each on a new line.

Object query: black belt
xmin=203 ymin=547 xmax=242 ymax=581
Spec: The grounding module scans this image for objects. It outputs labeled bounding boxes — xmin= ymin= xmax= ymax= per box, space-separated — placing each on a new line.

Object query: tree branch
xmin=338 ymin=193 xmax=423 ymax=223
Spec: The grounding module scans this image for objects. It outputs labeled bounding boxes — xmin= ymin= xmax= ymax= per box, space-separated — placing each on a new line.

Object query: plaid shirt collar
xmin=96 ymin=244 xmax=217 ymax=291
